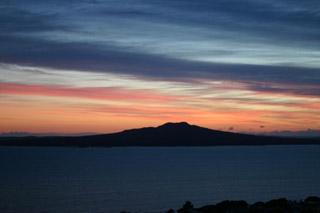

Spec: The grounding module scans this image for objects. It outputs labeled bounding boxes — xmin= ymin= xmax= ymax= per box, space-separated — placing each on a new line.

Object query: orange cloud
xmin=0 ymin=80 xmax=319 ymax=133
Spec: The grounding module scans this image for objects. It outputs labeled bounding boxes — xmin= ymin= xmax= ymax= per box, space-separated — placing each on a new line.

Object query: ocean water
xmin=0 ymin=145 xmax=319 ymax=213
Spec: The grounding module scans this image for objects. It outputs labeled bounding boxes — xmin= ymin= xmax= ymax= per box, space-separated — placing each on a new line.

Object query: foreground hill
xmin=0 ymin=122 xmax=319 ymax=147
xmin=171 ymin=196 xmax=320 ymax=213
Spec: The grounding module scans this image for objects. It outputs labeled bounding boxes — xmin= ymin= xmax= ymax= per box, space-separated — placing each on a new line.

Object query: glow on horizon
xmin=0 ymin=64 xmax=319 ymax=134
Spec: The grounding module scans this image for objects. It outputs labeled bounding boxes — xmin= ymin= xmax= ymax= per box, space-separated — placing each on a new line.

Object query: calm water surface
xmin=0 ymin=145 xmax=319 ymax=212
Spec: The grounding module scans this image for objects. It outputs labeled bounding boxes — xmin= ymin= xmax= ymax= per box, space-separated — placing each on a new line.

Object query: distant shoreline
xmin=1 ymin=144 xmax=320 ymax=149
xmin=1 ymin=122 xmax=320 ymax=147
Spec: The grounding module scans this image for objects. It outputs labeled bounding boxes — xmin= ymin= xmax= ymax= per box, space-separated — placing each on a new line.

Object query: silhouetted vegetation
xmin=178 ymin=201 xmax=194 ymax=213
xmin=305 ymin=196 xmax=320 ymax=203
xmin=168 ymin=196 xmax=320 ymax=213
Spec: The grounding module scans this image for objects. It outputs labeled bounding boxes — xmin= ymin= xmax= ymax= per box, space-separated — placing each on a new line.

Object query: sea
xmin=0 ymin=145 xmax=319 ymax=213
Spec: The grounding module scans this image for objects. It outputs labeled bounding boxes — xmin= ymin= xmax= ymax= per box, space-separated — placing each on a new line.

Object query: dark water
xmin=0 ymin=145 xmax=319 ymax=213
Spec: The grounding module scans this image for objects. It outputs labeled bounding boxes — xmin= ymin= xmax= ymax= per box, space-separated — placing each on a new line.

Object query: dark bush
xmin=265 ymin=198 xmax=290 ymax=209
xmin=178 ymin=201 xmax=194 ymax=213
xmin=215 ymin=200 xmax=248 ymax=212
xmin=197 ymin=205 xmax=217 ymax=213
xmin=305 ymin=196 xmax=320 ymax=203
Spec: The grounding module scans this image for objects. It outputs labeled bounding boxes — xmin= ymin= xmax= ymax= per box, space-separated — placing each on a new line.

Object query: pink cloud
xmin=0 ymin=82 xmax=177 ymax=102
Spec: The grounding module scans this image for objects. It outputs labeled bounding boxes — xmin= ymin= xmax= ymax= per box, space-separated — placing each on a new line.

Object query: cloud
xmin=0 ymin=35 xmax=320 ymax=88
xmin=1 ymin=0 xmax=319 ymax=93
xmin=3 ymin=0 xmax=320 ymax=49
xmin=229 ymin=127 xmax=234 ymax=131
xmin=0 ymin=6 xmax=68 ymax=35
xmin=248 ymin=83 xmax=320 ymax=98
xmin=258 ymin=129 xmax=320 ymax=138
xmin=139 ymin=0 xmax=320 ymax=48
xmin=0 ymin=82 xmax=177 ymax=102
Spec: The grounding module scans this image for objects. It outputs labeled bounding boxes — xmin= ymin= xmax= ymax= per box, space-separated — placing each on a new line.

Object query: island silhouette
xmin=0 ymin=122 xmax=319 ymax=147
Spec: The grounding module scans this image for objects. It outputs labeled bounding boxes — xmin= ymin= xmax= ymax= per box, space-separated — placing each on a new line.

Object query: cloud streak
xmin=0 ymin=83 xmax=178 ymax=102
xmin=0 ymin=35 xmax=319 ymax=87
xmin=0 ymin=0 xmax=319 ymax=86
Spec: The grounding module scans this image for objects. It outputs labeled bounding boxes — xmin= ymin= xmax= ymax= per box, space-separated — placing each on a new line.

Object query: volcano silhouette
xmin=0 ymin=122 xmax=319 ymax=147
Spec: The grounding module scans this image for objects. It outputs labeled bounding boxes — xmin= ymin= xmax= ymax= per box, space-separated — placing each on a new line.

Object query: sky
xmin=0 ymin=0 xmax=320 ymax=134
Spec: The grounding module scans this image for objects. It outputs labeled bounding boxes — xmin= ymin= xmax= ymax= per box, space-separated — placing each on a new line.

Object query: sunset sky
xmin=1 ymin=0 xmax=320 ymax=134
